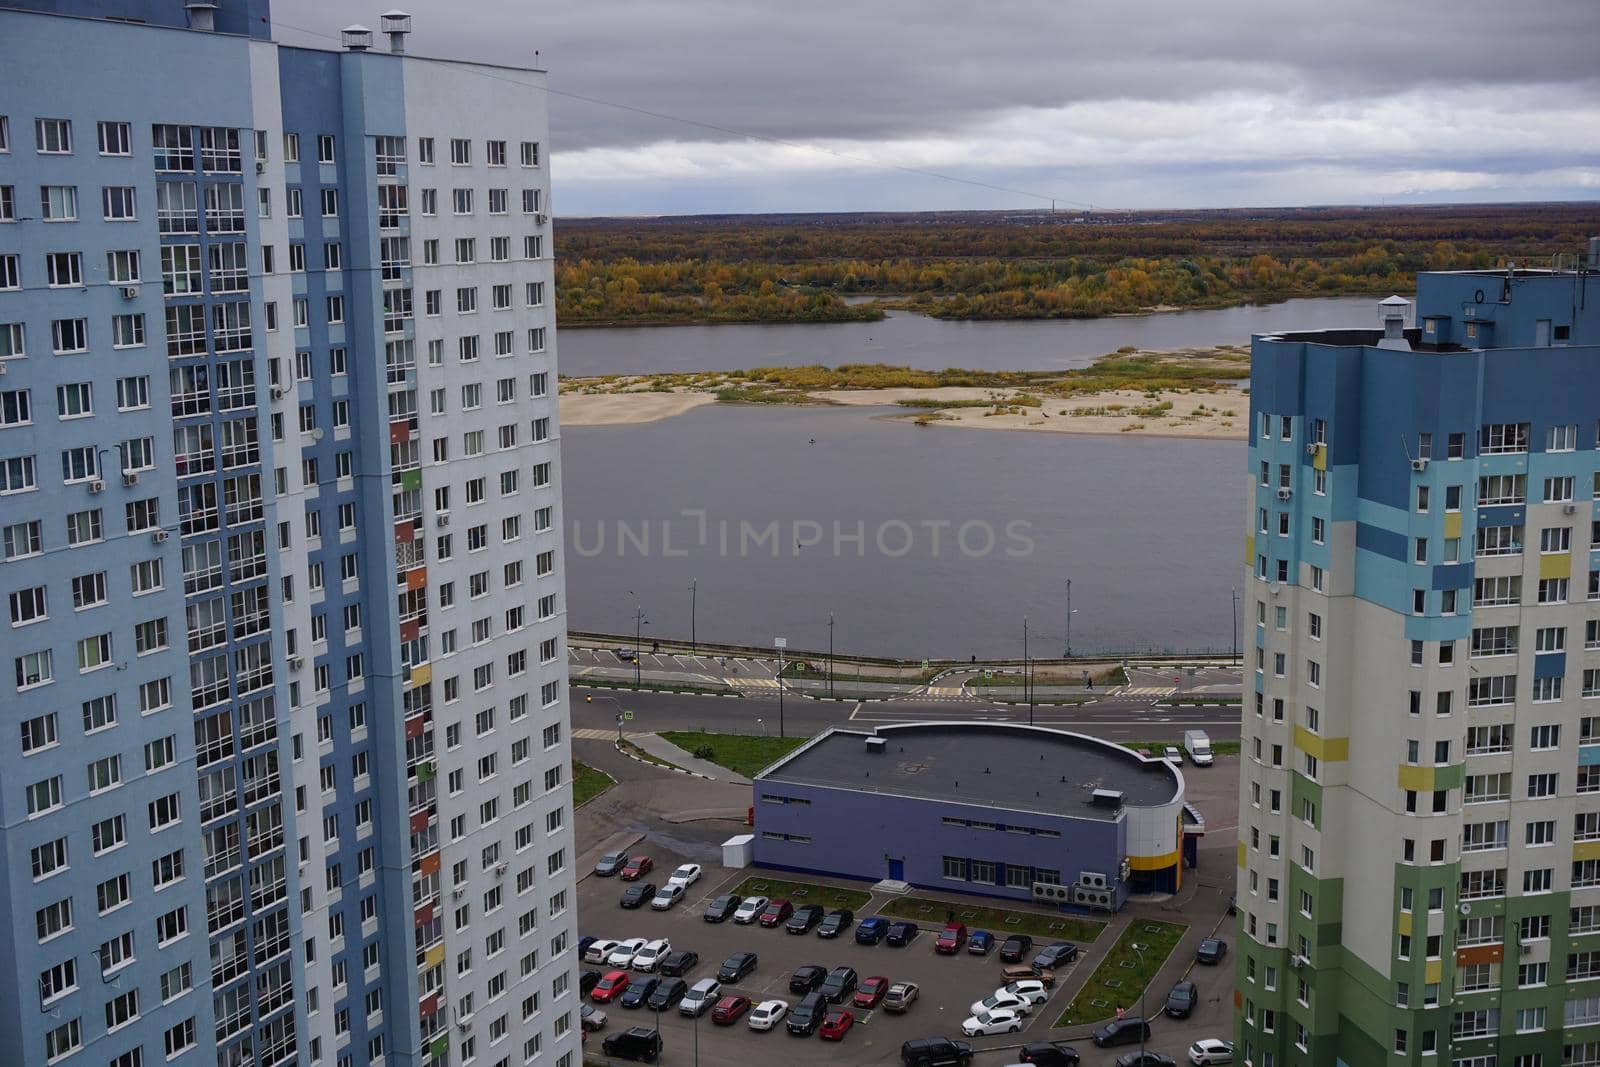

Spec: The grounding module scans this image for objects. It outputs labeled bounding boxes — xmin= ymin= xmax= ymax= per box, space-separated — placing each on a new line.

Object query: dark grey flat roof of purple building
xmin=756 ymin=722 xmax=1180 ymax=817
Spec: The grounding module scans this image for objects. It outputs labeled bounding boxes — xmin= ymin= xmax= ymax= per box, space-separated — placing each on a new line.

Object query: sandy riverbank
xmin=822 ymin=387 xmax=1245 ymax=438
xmin=560 ymin=390 xmax=717 ymax=425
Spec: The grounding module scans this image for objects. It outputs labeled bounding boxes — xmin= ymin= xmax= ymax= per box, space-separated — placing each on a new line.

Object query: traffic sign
xmin=623 ymin=711 xmax=634 ymax=721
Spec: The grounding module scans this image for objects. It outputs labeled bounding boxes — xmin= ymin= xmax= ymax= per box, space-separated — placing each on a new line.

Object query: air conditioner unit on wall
xmin=123 ymin=472 xmax=139 ymax=486
xmin=1412 ymin=458 xmax=1429 ymax=473
xmin=88 ymin=479 xmax=105 ymax=493
xmin=1277 ymin=488 xmax=1292 ymax=502
xmin=1306 ymin=443 xmax=1320 ymax=456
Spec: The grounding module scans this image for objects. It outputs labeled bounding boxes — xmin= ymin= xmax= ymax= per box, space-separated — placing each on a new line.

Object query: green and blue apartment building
xmin=1238 ymin=253 xmax=1600 ymax=1067
xmin=0 ymin=3 xmax=577 ymax=1066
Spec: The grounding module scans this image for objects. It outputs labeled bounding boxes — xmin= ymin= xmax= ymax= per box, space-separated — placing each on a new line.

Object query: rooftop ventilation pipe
xmin=1377 ymin=294 xmax=1412 ymax=351
xmin=185 ymin=0 xmax=218 ymax=31
xmin=342 ymin=25 xmax=374 ymax=51
xmin=382 ymin=10 xmax=412 ymax=53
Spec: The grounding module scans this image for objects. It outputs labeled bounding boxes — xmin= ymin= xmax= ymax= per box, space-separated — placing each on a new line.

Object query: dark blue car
xmin=968 ymin=930 xmax=995 ymax=956
xmin=855 ymin=917 xmax=890 ymax=945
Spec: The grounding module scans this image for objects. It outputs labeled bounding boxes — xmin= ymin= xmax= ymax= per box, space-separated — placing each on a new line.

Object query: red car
xmin=758 ymin=899 xmax=794 ymax=928
xmin=591 ymin=970 xmax=630 ymax=1003
xmin=819 ymin=1008 xmax=855 ymax=1040
xmin=619 ymin=856 xmax=653 ymax=881
xmin=935 ymin=923 xmax=968 ymax=954
xmin=711 ymin=994 xmax=751 ymax=1025
xmin=853 ymin=976 xmax=889 ymax=1009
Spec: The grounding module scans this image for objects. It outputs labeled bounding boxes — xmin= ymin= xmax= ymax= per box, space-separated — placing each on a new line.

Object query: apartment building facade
xmin=0 ymin=4 xmax=577 ymax=1067
xmin=1237 ymin=259 xmax=1600 ymax=1067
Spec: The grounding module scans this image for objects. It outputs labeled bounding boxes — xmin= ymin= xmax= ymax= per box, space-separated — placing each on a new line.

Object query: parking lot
xmin=578 ymin=861 xmax=1233 ymax=1066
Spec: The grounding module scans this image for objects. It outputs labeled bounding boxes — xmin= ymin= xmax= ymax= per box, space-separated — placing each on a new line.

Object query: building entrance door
xmin=887 ymin=858 xmax=904 ymax=880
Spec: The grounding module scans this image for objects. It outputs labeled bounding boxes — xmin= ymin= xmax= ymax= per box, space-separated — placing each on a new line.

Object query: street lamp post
xmin=1131 ymin=941 xmax=1149 ymax=1066
xmin=1065 ymin=578 xmax=1072 ymax=660
xmin=633 ymin=604 xmax=648 ymax=690
xmin=690 ymin=578 xmax=698 ymax=655
xmin=1231 ymin=586 xmax=1239 ymax=665
xmin=775 ymin=637 xmax=787 ymax=738
xmin=585 ymin=693 xmax=626 ymax=742
xmin=828 ymin=613 xmax=835 ymax=699
xmin=1024 ymin=615 xmax=1034 ymax=727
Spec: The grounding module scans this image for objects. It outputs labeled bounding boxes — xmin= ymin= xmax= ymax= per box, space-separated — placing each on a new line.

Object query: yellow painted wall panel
xmin=1541 ymin=552 xmax=1572 ymax=580
xmin=1444 ymin=513 xmax=1462 ymax=540
xmin=1397 ymin=764 xmax=1435 ymax=791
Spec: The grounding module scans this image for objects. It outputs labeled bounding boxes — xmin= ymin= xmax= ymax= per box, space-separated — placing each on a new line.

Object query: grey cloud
xmin=272 ymin=0 xmax=1600 ymax=153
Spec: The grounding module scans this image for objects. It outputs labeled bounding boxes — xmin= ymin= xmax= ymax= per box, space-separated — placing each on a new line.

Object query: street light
xmin=689 ymin=578 xmax=698 ymax=655
xmin=1130 ymin=941 xmax=1149 ymax=1066
xmin=774 ymin=637 xmax=787 ymax=738
xmin=1231 ymin=586 xmax=1240 ymax=665
xmin=1023 ymin=615 xmax=1033 ymax=727
xmin=585 ymin=693 xmax=627 ymax=742
xmin=827 ymin=613 xmax=835 ymax=698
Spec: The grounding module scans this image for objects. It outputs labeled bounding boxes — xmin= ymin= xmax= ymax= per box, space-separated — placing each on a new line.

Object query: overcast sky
xmin=273 ymin=0 xmax=1600 ymax=216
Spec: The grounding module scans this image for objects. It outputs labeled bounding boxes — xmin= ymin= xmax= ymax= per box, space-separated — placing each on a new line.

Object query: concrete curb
xmin=612 ymin=739 xmax=718 ymax=782
xmin=574 ymin=681 xmax=743 ymax=699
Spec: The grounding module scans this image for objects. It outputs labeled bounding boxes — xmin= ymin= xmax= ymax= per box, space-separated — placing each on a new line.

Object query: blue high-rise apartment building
xmin=1238 ymin=249 xmax=1600 ymax=1067
xmin=0 ymin=4 xmax=578 ymax=1066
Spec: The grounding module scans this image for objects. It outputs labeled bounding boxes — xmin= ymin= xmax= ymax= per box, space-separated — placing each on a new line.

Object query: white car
xmin=1164 ymin=745 xmax=1183 ymax=765
xmin=1190 ymin=1039 xmax=1236 ymax=1065
xmin=632 ymin=939 xmax=671 ymax=972
xmin=969 ymin=989 xmax=1033 ymax=1017
xmin=748 ymin=998 xmax=789 ymax=1031
xmin=733 ymin=895 xmax=769 ymax=924
xmin=584 ymin=939 xmax=620 ymax=965
xmin=650 ymin=884 xmax=685 ymax=910
xmin=678 ymin=978 xmax=722 ymax=1017
xmin=606 ymin=937 xmax=648 ymax=968
xmin=961 ymin=1008 xmax=1025 ymax=1036
xmin=1001 ymin=979 xmax=1050 ymax=1006
xmin=667 ymin=863 xmax=702 ymax=889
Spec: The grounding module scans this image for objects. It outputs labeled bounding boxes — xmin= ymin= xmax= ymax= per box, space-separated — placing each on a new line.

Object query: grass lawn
xmin=878 ymin=896 xmax=1106 ymax=944
xmin=731 ymin=876 xmax=872 ymax=911
xmin=1055 ymin=919 xmax=1188 ymax=1027
xmin=1124 ymin=740 xmax=1242 ymax=757
xmin=659 ymin=730 xmax=808 ymax=778
xmin=572 ymin=761 xmax=615 ymax=807
xmin=617 ymin=739 xmax=684 ymax=772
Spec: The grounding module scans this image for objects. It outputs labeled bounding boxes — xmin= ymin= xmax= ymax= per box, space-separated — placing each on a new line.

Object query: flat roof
xmin=756 ymin=722 xmax=1180 ymax=819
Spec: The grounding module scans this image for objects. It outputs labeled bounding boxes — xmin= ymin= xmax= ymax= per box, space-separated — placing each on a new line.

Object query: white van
xmin=1183 ymin=730 xmax=1214 ymax=766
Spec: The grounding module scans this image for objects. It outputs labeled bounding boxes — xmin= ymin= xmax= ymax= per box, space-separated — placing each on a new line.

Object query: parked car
xmin=1033 ymin=943 xmax=1078 ymax=972
xmin=935 ymin=923 xmax=968 ymax=954
xmin=607 ymin=938 xmax=649 ymax=968
xmin=854 ymin=975 xmax=890 ymax=1009
xmin=632 ymin=939 xmax=671 ymax=973
xmin=748 ymin=998 xmax=789 ymax=1031
xmin=657 ymin=950 xmax=699 ymax=977
xmin=645 ymin=978 xmax=688 ymax=1011
xmin=900 ymin=1037 xmax=975 ymax=1066
xmin=594 ymin=970 xmax=633 ymax=1003
xmin=584 ymin=939 xmax=620 ymax=965
xmin=819 ymin=965 xmax=860 ymax=1004
xmin=883 ymin=981 xmax=920 ymax=1013
xmin=967 ymin=930 xmax=995 ymax=956
xmin=1163 ymin=745 xmax=1183 ymax=765
xmin=999 ymin=934 xmax=1034 ymax=963
xmin=1006 ymin=962 xmax=1054 ymax=987
xmin=1117 ymin=1053 xmax=1177 ymax=1067
xmin=600 ymin=1026 xmax=661 ymax=1062
xmin=579 ymin=935 xmax=599 ymax=960
xmin=717 ymin=952 xmax=759 ymax=983
xmin=758 ymin=899 xmax=794 ymax=928
xmin=962 ymin=1008 xmax=1025 ymax=1036
xmin=594 ymin=850 xmax=629 ymax=877
xmin=1189 ymin=1039 xmax=1235 ymax=1065
xmin=611 ymin=647 xmax=637 ymax=662
xmin=580 ymin=1002 xmax=608 ymax=1032
xmin=856 ymin=916 xmax=890 ymax=944
xmin=580 ymin=969 xmax=603 ymax=996
xmin=787 ymin=991 xmax=827 ymax=1035
xmin=790 ymin=964 xmax=828 ymax=994
xmin=620 ymin=856 xmax=654 ymax=881
xmin=620 ymin=882 xmax=656 ymax=909
xmin=1018 ymin=1042 xmax=1081 ymax=1065
xmin=711 ymin=995 xmax=751 ymax=1025
xmin=733 ymin=895 xmax=769 ymax=924
xmin=820 ymin=1008 xmax=855 ymax=1040
xmin=667 ymin=863 xmax=702 ymax=889
xmin=786 ymin=904 xmax=826 ymax=934
xmin=1196 ymin=938 xmax=1228 ymax=965
xmin=1002 ymin=978 xmax=1051 ymax=1006
xmin=678 ymin=978 xmax=722 ymax=1017
xmin=1165 ymin=979 xmax=1198 ymax=1018
xmin=650 ymin=884 xmax=685 ymax=911
xmin=1091 ymin=1018 xmax=1152 ymax=1048
xmin=619 ymin=976 xmax=660 ymax=1009
xmin=817 ymin=908 xmax=855 ymax=938
xmin=704 ymin=894 xmax=742 ymax=923
xmin=969 ymin=989 xmax=1033 ymax=1018
xmin=886 ymin=920 xmax=919 ymax=946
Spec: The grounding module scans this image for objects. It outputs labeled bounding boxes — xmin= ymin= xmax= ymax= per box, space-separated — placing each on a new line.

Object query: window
xmin=35 ymin=117 xmax=72 ymax=154
xmin=317 ymin=134 xmax=336 ymax=164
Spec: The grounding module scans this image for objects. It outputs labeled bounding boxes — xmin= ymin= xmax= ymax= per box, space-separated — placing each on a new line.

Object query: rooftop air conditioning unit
xmin=120 ymin=285 xmax=140 ymax=300
xmin=1276 ymin=488 xmax=1292 ymax=502
xmin=122 ymin=472 xmax=140 ymax=486
xmin=151 ymin=529 xmax=170 ymax=544
xmin=88 ymin=479 xmax=105 ymax=494
xmin=1412 ymin=458 xmax=1429 ymax=473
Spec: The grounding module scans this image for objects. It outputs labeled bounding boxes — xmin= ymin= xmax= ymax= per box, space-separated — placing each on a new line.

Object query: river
xmin=558 ymin=295 xmax=1379 ymax=376
xmin=558 ymin=297 xmax=1374 ymax=657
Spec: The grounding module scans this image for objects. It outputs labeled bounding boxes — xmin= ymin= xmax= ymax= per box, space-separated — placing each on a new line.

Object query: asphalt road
xmin=572 ymin=686 xmax=1241 ymax=744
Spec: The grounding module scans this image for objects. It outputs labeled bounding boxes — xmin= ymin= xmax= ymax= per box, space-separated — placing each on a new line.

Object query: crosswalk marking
xmin=1118 ymin=686 xmax=1178 ymax=697
xmin=925 ymin=686 xmax=966 ymax=698
xmin=572 ymin=728 xmax=621 ymax=740
xmin=736 ymin=678 xmax=780 ymax=689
